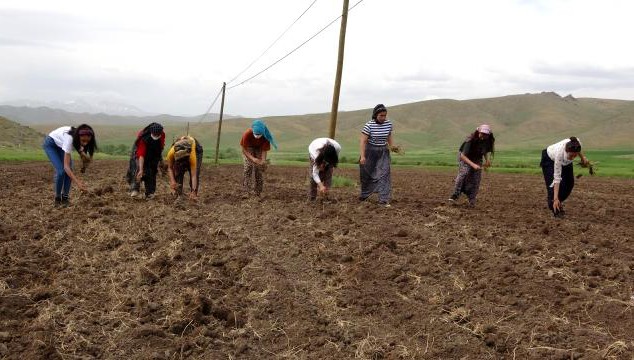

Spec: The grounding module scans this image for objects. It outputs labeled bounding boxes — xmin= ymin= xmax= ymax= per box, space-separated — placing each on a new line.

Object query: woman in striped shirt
xmin=540 ymin=137 xmax=589 ymax=217
xmin=359 ymin=104 xmax=398 ymax=207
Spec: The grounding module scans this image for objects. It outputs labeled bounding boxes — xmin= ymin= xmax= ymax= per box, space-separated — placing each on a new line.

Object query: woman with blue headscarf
xmin=240 ymin=119 xmax=277 ymax=197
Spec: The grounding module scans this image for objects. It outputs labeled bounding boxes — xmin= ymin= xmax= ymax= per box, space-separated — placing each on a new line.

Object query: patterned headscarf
xmin=148 ymin=122 xmax=163 ymax=135
xmin=251 ymin=119 xmax=277 ymax=150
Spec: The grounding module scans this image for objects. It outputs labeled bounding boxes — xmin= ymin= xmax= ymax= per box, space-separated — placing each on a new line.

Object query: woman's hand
xmin=359 ymin=156 xmax=366 ymax=165
xmin=472 ymin=163 xmax=481 ymax=171
xmin=76 ymin=179 xmax=88 ymax=192
xmin=317 ymin=183 xmax=327 ymax=194
xmin=188 ymin=192 xmax=198 ymax=201
xmin=135 ymin=169 xmax=144 ymax=181
xmin=553 ymin=198 xmax=561 ymax=212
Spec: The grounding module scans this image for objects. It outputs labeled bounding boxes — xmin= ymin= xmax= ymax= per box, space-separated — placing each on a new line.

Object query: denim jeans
xmin=43 ymin=136 xmax=73 ymax=199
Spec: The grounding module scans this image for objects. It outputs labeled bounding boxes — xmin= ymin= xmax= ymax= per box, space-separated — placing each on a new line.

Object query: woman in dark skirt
xmin=449 ymin=124 xmax=495 ymax=206
xmin=540 ymin=137 xmax=588 ymax=217
xmin=359 ymin=104 xmax=399 ymax=207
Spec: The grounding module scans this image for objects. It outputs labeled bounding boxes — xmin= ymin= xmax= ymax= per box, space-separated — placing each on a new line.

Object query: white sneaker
xmin=130 ymin=190 xmax=140 ymax=197
xmin=145 ymin=193 xmax=155 ymax=200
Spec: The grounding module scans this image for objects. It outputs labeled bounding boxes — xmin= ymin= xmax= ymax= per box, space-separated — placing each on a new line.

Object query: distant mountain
xmin=0 ymin=105 xmax=234 ymax=127
xmin=2 ymin=99 xmax=151 ymax=117
xmin=2 ymin=92 xmax=633 ymax=152
xmin=0 ymin=116 xmax=45 ymax=149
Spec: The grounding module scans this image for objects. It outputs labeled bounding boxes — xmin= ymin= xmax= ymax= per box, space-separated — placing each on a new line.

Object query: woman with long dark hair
xmin=126 ymin=122 xmax=165 ymax=199
xmin=449 ymin=124 xmax=495 ymax=206
xmin=540 ymin=137 xmax=588 ymax=217
xmin=42 ymin=124 xmax=97 ymax=207
xmin=308 ymin=138 xmax=341 ymax=200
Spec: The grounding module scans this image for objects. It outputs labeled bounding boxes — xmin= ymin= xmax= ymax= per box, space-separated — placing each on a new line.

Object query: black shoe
xmin=60 ymin=197 xmax=70 ymax=208
xmin=448 ymin=193 xmax=459 ymax=202
xmin=54 ymin=197 xmax=62 ymax=208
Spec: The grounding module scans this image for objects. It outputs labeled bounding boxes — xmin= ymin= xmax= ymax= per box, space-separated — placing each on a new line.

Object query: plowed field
xmin=1 ymin=161 xmax=633 ymax=359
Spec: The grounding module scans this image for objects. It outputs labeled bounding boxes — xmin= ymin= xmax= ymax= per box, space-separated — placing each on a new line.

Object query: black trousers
xmin=174 ymin=144 xmax=203 ymax=195
xmin=540 ymin=149 xmax=574 ymax=212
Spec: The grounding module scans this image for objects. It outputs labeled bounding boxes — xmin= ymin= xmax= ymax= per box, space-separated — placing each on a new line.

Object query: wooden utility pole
xmin=214 ymin=82 xmax=227 ymax=165
xmin=329 ymin=0 xmax=349 ymax=139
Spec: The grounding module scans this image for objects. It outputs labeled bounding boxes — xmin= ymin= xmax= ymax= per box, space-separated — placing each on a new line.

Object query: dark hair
xmin=565 ymin=137 xmax=581 ymax=152
xmin=465 ymin=130 xmax=495 ymax=160
xmin=315 ymin=144 xmax=339 ymax=168
xmin=137 ymin=122 xmax=164 ymax=146
xmin=372 ymin=104 xmax=387 ymax=120
xmin=69 ymin=124 xmax=97 ymax=156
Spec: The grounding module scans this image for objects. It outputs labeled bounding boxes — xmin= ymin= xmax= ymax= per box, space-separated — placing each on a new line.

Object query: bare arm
xmin=359 ymin=134 xmax=369 ymax=165
xmin=459 ymin=153 xmax=481 ymax=170
xmin=242 ymin=146 xmax=261 ymax=164
xmin=63 ymin=153 xmax=86 ymax=191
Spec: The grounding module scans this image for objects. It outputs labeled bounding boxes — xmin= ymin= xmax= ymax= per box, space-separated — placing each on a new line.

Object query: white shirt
xmin=48 ymin=126 xmax=74 ymax=154
xmin=308 ymin=138 xmax=341 ymax=184
xmin=546 ymin=138 xmax=582 ymax=187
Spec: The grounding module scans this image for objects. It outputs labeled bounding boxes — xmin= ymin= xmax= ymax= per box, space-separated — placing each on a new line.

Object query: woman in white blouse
xmin=539 ymin=137 xmax=589 ymax=217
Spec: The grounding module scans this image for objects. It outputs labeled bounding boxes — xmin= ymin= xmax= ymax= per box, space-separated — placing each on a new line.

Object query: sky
xmin=1 ymin=0 xmax=634 ymax=117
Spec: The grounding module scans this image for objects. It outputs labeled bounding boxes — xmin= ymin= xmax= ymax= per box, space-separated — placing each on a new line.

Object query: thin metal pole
xmin=329 ymin=0 xmax=349 ymax=139
xmin=214 ymin=82 xmax=226 ymax=165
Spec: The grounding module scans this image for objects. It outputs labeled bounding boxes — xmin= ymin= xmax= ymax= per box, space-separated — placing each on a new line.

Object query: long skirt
xmin=452 ymin=153 xmax=482 ymax=204
xmin=359 ymin=144 xmax=391 ymax=203
xmin=540 ymin=149 xmax=574 ymax=213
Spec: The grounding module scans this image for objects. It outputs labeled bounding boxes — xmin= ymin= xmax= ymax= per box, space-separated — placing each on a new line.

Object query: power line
xmin=227 ymin=0 xmax=318 ymax=85
xmin=197 ymin=85 xmax=224 ymax=123
xmin=227 ymin=0 xmax=365 ymax=91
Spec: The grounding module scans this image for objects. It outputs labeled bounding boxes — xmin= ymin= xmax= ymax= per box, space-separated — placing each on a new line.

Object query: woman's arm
xmin=359 ymin=134 xmax=369 ymax=165
xmin=459 ymin=153 xmax=481 ymax=170
xmin=242 ymin=146 xmax=261 ymax=164
xmin=63 ymin=153 xmax=86 ymax=191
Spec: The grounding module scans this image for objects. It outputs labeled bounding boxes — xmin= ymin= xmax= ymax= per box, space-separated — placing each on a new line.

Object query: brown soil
xmin=1 ymin=160 xmax=633 ymax=359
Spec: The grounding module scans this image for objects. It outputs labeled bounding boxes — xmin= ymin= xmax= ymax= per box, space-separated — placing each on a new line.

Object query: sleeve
xmin=136 ymin=139 xmax=147 ymax=158
xmin=552 ymin=149 xmax=563 ymax=186
xmin=312 ymin=163 xmax=321 ymax=184
xmin=61 ymin=134 xmax=74 ymax=154
xmin=332 ymin=139 xmax=342 ymax=154
xmin=460 ymin=141 xmax=471 ymax=155
xmin=166 ymin=146 xmax=175 ymax=165
xmin=189 ymin=139 xmax=197 ymax=170
xmin=361 ymin=122 xmax=371 ymax=136
xmin=240 ymin=130 xmax=250 ymax=148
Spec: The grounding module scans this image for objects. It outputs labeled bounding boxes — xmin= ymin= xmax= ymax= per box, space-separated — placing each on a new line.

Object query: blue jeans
xmin=43 ymin=136 xmax=73 ymax=198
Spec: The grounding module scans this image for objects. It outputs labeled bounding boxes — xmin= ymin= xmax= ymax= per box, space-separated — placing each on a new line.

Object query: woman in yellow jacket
xmin=165 ymin=135 xmax=203 ymax=201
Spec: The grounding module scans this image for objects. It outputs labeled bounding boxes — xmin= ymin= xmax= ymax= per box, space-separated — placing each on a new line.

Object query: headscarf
xmin=173 ymin=137 xmax=193 ymax=161
xmin=476 ymin=124 xmax=491 ymax=134
xmin=372 ymin=104 xmax=387 ymax=120
xmin=148 ymin=122 xmax=164 ymax=135
xmin=251 ymin=119 xmax=277 ymax=150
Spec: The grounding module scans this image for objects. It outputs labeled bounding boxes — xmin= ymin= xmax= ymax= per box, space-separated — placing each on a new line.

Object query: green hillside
xmin=0 ymin=116 xmax=45 ymax=149
xmin=27 ymin=92 xmax=628 ymax=153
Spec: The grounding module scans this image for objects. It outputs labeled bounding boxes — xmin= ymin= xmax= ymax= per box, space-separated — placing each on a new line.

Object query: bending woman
xmin=42 ymin=124 xmax=97 ymax=207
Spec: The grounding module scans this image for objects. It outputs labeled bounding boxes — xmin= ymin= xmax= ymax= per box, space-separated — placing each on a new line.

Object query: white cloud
xmin=1 ymin=0 xmax=633 ymax=116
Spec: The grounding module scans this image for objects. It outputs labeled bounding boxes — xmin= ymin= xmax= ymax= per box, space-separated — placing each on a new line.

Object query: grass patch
xmin=1 ymin=147 xmax=631 ymax=178
xmin=331 ymin=175 xmax=356 ymax=188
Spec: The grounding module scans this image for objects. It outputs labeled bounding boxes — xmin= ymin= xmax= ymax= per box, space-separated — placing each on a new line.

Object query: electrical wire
xmin=227 ymin=0 xmax=318 ymax=85
xmin=227 ymin=0 xmax=365 ymax=91
xmin=196 ymin=85 xmax=224 ymax=123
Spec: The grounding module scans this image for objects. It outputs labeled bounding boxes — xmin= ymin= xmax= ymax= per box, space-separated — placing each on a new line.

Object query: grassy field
xmin=3 ymin=147 xmax=632 ymax=178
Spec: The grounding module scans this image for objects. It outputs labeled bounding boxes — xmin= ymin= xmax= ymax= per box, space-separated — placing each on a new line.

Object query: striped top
xmin=361 ymin=119 xmax=393 ymax=146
